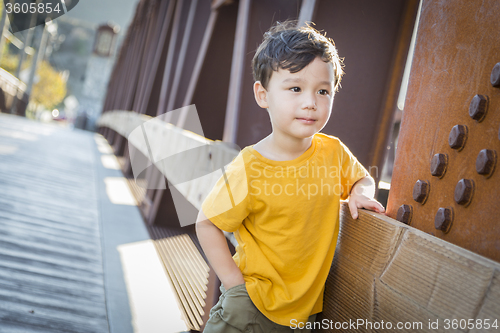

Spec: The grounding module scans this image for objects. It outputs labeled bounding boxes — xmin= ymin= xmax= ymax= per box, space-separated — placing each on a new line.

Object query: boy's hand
xmin=348 ymin=176 xmax=385 ymax=219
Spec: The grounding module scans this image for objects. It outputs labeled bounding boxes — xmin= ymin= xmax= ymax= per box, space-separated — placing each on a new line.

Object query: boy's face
xmin=254 ymin=57 xmax=335 ymax=141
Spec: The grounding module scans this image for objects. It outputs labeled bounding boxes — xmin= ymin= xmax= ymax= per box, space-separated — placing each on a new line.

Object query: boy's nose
xmin=302 ymin=94 xmax=317 ymax=110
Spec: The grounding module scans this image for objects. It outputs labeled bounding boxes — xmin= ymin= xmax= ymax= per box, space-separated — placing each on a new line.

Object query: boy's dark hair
xmin=252 ymin=20 xmax=344 ymax=91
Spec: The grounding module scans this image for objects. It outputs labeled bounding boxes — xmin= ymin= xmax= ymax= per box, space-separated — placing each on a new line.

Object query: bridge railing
xmin=98 ymin=110 xmax=500 ymax=332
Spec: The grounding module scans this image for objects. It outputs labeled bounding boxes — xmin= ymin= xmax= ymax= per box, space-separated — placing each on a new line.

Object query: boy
xmin=196 ymin=21 xmax=385 ymax=332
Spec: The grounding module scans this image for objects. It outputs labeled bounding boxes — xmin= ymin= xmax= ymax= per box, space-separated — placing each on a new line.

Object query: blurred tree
xmin=0 ymin=40 xmax=34 ymax=75
xmin=31 ymin=60 xmax=67 ymax=110
xmin=0 ymin=42 xmax=20 ymax=73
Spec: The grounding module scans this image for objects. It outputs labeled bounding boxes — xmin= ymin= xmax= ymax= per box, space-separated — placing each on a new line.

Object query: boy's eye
xmin=290 ymin=87 xmax=301 ymax=92
xmin=318 ymin=89 xmax=329 ymax=95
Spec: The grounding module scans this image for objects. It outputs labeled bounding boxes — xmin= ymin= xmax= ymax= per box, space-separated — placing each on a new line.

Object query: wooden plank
xmin=149 ymin=227 xmax=203 ymax=330
xmin=319 ymin=203 xmax=500 ymax=332
xmin=162 ymin=235 xmax=206 ymax=305
xmin=0 ymin=114 xmax=108 ymax=333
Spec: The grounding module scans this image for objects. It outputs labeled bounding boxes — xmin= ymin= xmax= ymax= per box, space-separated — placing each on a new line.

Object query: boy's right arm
xmin=196 ymin=210 xmax=245 ymax=290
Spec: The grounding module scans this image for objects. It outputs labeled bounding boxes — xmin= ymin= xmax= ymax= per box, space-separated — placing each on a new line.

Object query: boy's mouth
xmin=296 ymin=117 xmax=317 ymax=124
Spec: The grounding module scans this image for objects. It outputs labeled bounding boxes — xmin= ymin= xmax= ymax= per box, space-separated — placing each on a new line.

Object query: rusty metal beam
xmin=387 ymin=0 xmax=500 ymax=263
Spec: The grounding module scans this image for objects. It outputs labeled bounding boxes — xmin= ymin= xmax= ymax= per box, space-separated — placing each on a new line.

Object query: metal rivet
xmin=476 ymin=149 xmax=497 ymax=178
xmin=448 ymin=125 xmax=468 ymax=151
xmin=454 ymin=179 xmax=474 ymax=206
xmin=468 ymin=95 xmax=488 ymax=122
xmin=491 ymin=62 xmax=500 ymax=87
xmin=396 ymin=204 xmax=413 ymax=225
xmin=431 ymin=153 xmax=448 ymax=178
xmin=413 ymin=180 xmax=430 ymax=204
xmin=434 ymin=207 xmax=453 ymax=233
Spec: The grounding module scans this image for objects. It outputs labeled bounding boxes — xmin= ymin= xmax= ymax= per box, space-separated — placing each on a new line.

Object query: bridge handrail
xmin=0 ymin=68 xmax=27 ymax=96
xmin=97 ymin=110 xmax=239 ymax=211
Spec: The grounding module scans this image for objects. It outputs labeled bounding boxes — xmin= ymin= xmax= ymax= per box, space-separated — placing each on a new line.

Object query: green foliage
xmin=32 ymin=61 xmax=67 ymax=110
xmin=0 ymin=4 xmax=67 ymax=111
xmin=0 ymin=50 xmax=20 ymax=74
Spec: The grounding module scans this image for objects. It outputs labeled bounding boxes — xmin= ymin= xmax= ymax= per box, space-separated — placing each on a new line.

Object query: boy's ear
xmin=253 ymin=81 xmax=269 ymax=109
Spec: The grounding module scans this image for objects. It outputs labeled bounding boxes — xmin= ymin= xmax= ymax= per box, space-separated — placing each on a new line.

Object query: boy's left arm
xmin=348 ymin=176 xmax=385 ymax=219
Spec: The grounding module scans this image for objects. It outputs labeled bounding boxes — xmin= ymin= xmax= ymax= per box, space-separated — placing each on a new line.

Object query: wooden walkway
xmin=0 ymin=114 xmax=109 ymax=333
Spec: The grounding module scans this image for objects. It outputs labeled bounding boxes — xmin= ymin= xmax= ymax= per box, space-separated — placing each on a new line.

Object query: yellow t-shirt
xmin=201 ymin=133 xmax=367 ymax=326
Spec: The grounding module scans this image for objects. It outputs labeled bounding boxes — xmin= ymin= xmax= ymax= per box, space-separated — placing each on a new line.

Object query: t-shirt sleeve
xmin=201 ymin=152 xmax=251 ymax=232
xmin=339 ymin=140 xmax=369 ymax=200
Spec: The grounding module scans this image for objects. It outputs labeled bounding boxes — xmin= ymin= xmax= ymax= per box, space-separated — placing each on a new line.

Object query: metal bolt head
xmin=396 ymin=204 xmax=413 ymax=225
xmin=448 ymin=125 xmax=468 ymax=150
xmin=430 ymin=153 xmax=448 ymax=178
xmin=476 ymin=149 xmax=497 ymax=177
xmin=434 ymin=207 xmax=453 ymax=233
xmin=413 ymin=180 xmax=430 ymax=204
xmin=491 ymin=62 xmax=500 ymax=87
xmin=454 ymin=179 xmax=474 ymax=206
xmin=468 ymin=95 xmax=488 ymax=122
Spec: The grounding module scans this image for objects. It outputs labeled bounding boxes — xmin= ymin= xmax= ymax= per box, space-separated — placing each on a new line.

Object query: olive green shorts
xmin=203 ymin=284 xmax=317 ymax=333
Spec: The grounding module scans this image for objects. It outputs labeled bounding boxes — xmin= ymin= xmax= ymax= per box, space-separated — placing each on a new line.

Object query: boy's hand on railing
xmin=348 ymin=176 xmax=385 ymax=219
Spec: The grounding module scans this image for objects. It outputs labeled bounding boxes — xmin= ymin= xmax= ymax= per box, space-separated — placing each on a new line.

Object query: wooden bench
xmin=98 ymin=110 xmax=500 ymax=332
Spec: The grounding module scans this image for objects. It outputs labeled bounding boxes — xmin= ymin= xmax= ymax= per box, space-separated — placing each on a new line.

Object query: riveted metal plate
xmin=387 ymin=0 xmax=500 ymax=262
